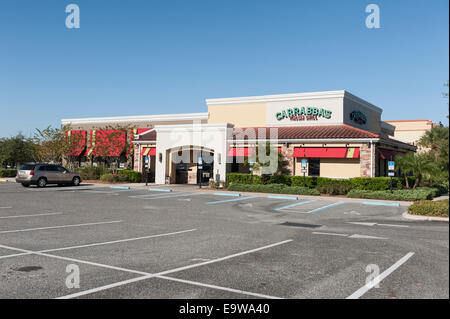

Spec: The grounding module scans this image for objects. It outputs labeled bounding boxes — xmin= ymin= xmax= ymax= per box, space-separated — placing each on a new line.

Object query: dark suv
xmin=16 ymin=163 xmax=82 ymax=188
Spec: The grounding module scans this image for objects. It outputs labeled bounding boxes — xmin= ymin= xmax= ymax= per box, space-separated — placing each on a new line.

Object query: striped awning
xmin=227 ymin=147 xmax=255 ymax=157
xmin=141 ymin=147 xmax=156 ymax=156
xmin=66 ymin=130 xmax=86 ymax=156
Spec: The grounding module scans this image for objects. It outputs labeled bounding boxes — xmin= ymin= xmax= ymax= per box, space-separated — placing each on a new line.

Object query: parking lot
xmin=0 ymin=182 xmax=448 ymax=299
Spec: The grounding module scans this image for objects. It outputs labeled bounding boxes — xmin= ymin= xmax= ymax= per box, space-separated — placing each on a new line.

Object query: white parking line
xmin=0 ymin=220 xmax=122 ymax=234
xmin=55 ymin=239 xmax=293 ymax=299
xmin=0 ymin=207 xmax=12 ymax=209
xmin=346 ymin=252 xmax=415 ymax=299
xmin=272 ymin=200 xmax=314 ymax=211
xmin=138 ymin=193 xmax=207 ymax=200
xmin=158 ymin=275 xmax=282 ymax=299
xmin=312 ymin=232 xmax=349 ymax=237
xmin=129 ymin=192 xmax=182 ymax=199
xmin=348 ymin=222 xmax=410 ymax=228
xmin=0 ymin=212 xmax=63 ymax=219
xmin=0 ymin=229 xmax=197 ymax=260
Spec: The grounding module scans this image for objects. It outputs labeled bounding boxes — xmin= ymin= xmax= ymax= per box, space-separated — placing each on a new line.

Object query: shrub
xmin=408 ymin=200 xmax=449 ymax=217
xmin=100 ymin=173 xmax=119 ymax=183
xmin=0 ymin=169 xmax=17 ymax=177
xmin=117 ymin=170 xmax=141 ymax=183
xmin=347 ymin=189 xmax=437 ymax=201
xmin=268 ymin=175 xmax=292 ymax=186
xmin=227 ymin=183 xmax=320 ymax=196
xmin=226 ymin=173 xmax=417 ymax=192
xmin=78 ymin=167 xmax=111 ymax=180
xmin=291 ymin=176 xmax=318 ymax=188
xmin=226 ymin=173 xmax=262 ymax=185
xmin=317 ymin=183 xmax=352 ymax=195
xmin=350 ymin=177 xmax=403 ymax=191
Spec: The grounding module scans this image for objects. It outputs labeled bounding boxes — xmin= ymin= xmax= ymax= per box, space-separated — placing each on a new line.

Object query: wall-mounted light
xmin=218 ymin=153 xmax=222 ymax=165
xmin=158 ymin=153 xmax=162 ymax=163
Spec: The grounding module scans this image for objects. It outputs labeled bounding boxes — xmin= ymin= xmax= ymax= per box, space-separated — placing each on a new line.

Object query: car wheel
xmin=72 ymin=177 xmax=81 ymax=186
xmin=21 ymin=183 xmax=30 ymax=187
xmin=37 ymin=178 xmax=47 ymax=188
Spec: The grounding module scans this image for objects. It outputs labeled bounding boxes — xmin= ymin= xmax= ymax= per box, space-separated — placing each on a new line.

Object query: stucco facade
xmin=62 ymin=90 xmax=416 ymax=183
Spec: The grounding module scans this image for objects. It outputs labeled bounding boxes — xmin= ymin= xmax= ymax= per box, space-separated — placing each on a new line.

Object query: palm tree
xmin=395 ymin=153 xmax=437 ymax=189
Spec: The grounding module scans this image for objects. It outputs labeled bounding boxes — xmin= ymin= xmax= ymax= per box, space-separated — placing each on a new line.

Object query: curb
xmin=402 ymin=211 xmax=449 ymax=222
xmin=214 ymin=192 xmax=241 ymax=197
xmin=148 ymin=188 xmax=173 ymax=192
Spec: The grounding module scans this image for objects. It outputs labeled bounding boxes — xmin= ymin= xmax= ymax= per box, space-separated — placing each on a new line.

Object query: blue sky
xmin=1 ymin=0 xmax=448 ymax=137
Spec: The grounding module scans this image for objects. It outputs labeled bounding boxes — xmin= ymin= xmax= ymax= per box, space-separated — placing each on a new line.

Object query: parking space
xmin=0 ymin=182 xmax=448 ymax=299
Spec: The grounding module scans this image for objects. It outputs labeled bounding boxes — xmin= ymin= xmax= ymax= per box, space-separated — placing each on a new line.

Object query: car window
xmin=56 ymin=166 xmax=67 ymax=173
xmin=47 ymin=166 xmax=58 ymax=171
xmin=19 ymin=164 xmax=35 ymax=170
xmin=37 ymin=165 xmax=48 ymax=171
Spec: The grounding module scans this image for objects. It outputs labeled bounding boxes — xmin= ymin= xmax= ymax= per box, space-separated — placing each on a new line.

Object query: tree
xmin=0 ymin=133 xmax=35 ymax=168
xmin=395 ymin=152 xmax=438 ymax=189
xmin=83 ymin=124 xmax=132 ymax=172
xmin=33 ymin=125 xmax=72 ymax=164
xmin=245 ymin=142 xmax=288 ymax=175
xmin=443 ymin=81 xmax=449 ymax=119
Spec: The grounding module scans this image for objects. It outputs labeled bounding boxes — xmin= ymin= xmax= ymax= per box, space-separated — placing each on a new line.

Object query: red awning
xmin=66 ymin=130 xmax=86 ymax=156
xmin=227 ymin=148 xmax=255 ymax=157
xmin=87 ymin=130 xmax=127 ymax=157
xmin=379 ymin=148 xmax=395 ymax=160
xmin=141 ymin=147 xmax=156 ymax=156
xmin=293 ymin=147 xmax=360 ymax=159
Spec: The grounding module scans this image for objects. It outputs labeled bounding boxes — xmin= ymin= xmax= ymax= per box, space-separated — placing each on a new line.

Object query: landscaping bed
xmin=408 ymin=199 xmax=449 ymax=217
xmin=0 ymin=169 xmax=17 ymax=177
xmin=225 ymin=173 xmax=446 ymax=201
xmin=227 ymin=183 xmax=320 ymax=196
xmin=347 ymin=188 xmax=440 ymax=201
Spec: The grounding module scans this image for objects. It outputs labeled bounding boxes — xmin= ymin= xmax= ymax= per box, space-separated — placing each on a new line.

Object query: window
xmin=308 ymin=158 xmax=320 ymax=177
xmin=56 ymin=166 xmax=68 ymax=173
xmin=19 ymin=164 xmax=35 ymax=170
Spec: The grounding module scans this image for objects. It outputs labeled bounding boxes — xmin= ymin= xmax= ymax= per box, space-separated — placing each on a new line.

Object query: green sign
xmin=276 ymin=107 xmax=332 ymax=121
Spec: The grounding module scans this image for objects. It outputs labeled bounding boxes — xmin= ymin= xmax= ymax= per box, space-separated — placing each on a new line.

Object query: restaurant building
xmin=61 ymin=90 xmax=416 ymax=184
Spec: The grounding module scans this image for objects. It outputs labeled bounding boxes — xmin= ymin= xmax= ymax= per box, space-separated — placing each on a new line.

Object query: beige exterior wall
xmin=320 ymin=158 xmax=360 ymax=178
xmin=386 ymin=120 xmax=434 ymax=145
xmin=208 ymin=103 xmax=267 ymax=127
xmin=291 ymin=143 xmax=364 ymax=178
xmin=294 ymin=158 xmax=361 ymax=178
xmin=67 ymin=119 xmax=207 ymax=131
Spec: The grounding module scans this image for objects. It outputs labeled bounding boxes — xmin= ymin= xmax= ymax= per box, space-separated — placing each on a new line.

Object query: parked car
xmin=16 ymin=163 xmax=82 ymax=188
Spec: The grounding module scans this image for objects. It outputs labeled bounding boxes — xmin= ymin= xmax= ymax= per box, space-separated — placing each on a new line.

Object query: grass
xmin=408 ymin=199 xmax=449 ymax=217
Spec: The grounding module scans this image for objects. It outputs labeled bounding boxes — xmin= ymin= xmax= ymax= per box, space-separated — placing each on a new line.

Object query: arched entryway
xmin=166 ymin=146 xmax=214 ymax=185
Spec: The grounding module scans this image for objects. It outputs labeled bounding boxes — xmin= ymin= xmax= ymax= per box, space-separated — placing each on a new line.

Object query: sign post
xmin=144 ymin=156 xmax=149 ymax=186
xmin=388 ymin=159 xmax=395 ymax=194
xmin=301 ymin=156 xmax=308 ymax=187
xmin=198 ymin=156 xmax=203 ymax=189
xmin=249 ymin=158 xmax=255 ymax=184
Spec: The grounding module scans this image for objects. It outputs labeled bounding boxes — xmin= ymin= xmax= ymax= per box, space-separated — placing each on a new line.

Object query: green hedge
xmin=100 ymin=174 xmax=127 ymax=183
xmin=227 ymin=173 xmax=262 ymax=185
xmin=79 ymin=167 xmax=112 ymax=180
xmin=0 ymin=169 xmax=17 ymax=177
xmin=117 ymin=170 xmax=141 ymax=183
xmin=347 ymin=189 xmax=437 ymax=201
xmin=227 ymin=183 xmax=320 ymax=196
xmin=226 ymin=173 xmax=416 ymax=192
xmin=408 ymin=200 xmax=449 ymax=217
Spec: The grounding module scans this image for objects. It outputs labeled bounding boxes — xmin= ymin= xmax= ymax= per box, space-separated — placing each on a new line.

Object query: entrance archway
xmin=166 ymin=146 xmax=214 ymax=185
